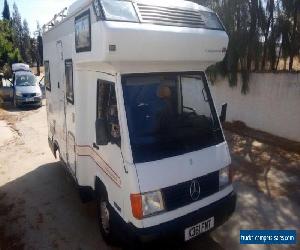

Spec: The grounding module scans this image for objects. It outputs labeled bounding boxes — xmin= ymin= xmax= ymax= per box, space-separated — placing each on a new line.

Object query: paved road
xmin=0 ymin=104 xmax=299 ymax=250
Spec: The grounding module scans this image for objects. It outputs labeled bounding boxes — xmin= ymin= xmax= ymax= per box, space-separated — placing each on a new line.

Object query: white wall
xmin=211 ymin=73 xmax=300 ymax=142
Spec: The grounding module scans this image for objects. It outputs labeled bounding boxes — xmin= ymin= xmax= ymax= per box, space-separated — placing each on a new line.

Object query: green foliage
xmin=206 ymin=60 xmax=227 ymax=84
xmin=21 ymin=19 xmax=32 ymax=64
xmin=2 ymin=63 xmax=12 ymax=79
xmin=36 ymin=22 xmax=43 ymax=65
xmin=11 ymin=3 xmax=23 ymax=57
xmin=0 ymin=2 xmax=41 ymax=75
xmin=0 ymin=20 xmax=22 ymax=72
xmin=198 ymin=0 xmax=300 ymax=94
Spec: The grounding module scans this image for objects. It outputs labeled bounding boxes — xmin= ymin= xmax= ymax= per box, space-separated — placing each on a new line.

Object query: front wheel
xmin=96 ymin=189 xmax=116 ymax=245
xmin=13 ymin=96 xmax=19 ymax=108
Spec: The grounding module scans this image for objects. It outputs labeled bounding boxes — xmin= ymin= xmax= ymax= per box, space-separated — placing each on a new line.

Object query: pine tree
xmin=21 ymin=19 xmax=32 ymax=63
xmin=286 ymin=0 xmax=300 ymax=71
xmin=0 ymin=20 xmax=21 ymax=71
xmin=201 ymin=0 xmax=299 ymax=80
xmin=36 ymin=22 xmax=43 ymax=65
xmin=11 ymin=3 xmax=23 ymax=61
xmin=30 ymin=37 xmax=39 ymax=74
xmin=247 ymin=0 xmax=259 ymax=71
xmin=2 ymin=0 xmax=10 ymax=20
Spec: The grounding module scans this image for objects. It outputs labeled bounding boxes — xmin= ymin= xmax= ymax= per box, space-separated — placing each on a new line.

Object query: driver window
xmin=96 ymin=80 xmax=121 ymax=144
xmin=181 ymin=76 xmax=211 ymax=117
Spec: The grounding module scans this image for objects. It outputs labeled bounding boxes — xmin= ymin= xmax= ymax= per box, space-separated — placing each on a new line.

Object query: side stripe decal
xmin=76 ymin=145 xmax=122 ymax=188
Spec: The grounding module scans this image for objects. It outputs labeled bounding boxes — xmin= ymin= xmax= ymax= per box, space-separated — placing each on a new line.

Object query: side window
xmin=97 ymin=80 xmax=110 ymax=119
xmin=75 ymin=10 xmax=91 ymax=53
xmin=181 ymin=76 xmax=211 ymax=117
xmin=44 ymin=61 xmax=51 ymax=91
xmin=65 ymin=59 xmax=74 ymax=104
xmin=96 ymin=80 xmax=120 ymax=144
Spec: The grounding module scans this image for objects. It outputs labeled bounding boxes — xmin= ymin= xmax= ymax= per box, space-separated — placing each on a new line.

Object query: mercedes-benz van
xmin=43 ymin=0 xmax=236 ymax=246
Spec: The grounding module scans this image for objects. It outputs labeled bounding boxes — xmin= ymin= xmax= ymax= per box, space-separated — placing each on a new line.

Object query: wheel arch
xmin=95 ymin=176 xmax=108 ymax=197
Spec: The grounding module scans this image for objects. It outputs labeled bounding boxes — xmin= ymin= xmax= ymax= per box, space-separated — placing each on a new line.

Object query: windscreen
xmin=122 ymin=72 xmax=224 ymax=163
xmin=15 ymin=74 xmax=37 ymax=86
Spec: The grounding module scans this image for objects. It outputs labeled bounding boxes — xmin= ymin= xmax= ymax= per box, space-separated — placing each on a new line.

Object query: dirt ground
xmin=0 ymin=103 xmax=299 ymax=250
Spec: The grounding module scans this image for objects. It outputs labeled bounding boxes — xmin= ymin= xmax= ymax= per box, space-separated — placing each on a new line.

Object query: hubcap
xmin=100 ymin=200 xmax=110 ymax=234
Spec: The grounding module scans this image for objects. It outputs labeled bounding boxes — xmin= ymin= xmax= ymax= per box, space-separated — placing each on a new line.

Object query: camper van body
xmin=43 ymin=0 xmax=236 ymax=244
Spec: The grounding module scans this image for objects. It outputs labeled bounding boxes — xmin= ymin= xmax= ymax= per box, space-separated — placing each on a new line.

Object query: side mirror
xmin=220 ymin=103 xmax=227 ymax=123
xmin=95 ymin=118 xmax=109 ymax=145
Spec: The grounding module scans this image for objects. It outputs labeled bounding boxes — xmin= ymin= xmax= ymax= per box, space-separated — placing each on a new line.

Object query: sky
xmin=1 ymin=0 xmax=75 ymax=35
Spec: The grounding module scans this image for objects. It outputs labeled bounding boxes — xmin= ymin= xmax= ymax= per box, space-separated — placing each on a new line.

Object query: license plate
xmin=26 ymin=97 xmax=34 ymax=102
xmin=184 ymin=217 xmax=214 ymax=241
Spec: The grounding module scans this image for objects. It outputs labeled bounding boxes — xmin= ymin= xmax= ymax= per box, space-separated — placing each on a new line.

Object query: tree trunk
xmin=289 ymin=3 xmax=299 ymax=71
xmin=276 ymin=44 xmax=282 ymax=70
xmin=247 ymin=0 xmax=258 ymax=71
xmin=289 ymin=56 xmax=294 ymax=71
xmin=284 ymin=58 xmax=287 ymax=70
xmin=261 ymin=0 xmax=275 ymax=71
xmin=261 ymin=37 xmax=268 ymax=70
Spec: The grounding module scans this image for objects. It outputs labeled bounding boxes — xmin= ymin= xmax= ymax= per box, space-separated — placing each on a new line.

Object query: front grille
xmin=22 ymin=93 xmax=36 ymax=98
xmin=162 ymin=171 xmax=219 ymax=211
xmin=137 ymin=3 xmax=205 ymax=28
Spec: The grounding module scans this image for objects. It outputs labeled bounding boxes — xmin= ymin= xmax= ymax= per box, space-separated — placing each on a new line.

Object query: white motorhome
xmin=43 ymin=0 xmax=236 ymax=245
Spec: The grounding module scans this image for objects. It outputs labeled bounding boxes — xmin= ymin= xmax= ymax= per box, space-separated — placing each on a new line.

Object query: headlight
xmin=219 ymin=166 xmax=231 ymax=190
xmin=101 ymin=0 xmax=139 ymax=22
xmin=200 ymin=11 xmax=224 ymax=30
xmin=130 ymin=190 xmax=165 ymax=219
xmin=16 ymin=91 xmax=22 ymax=97
xmin=142 ymin=191 xmax=165 ymax=217
xmin=36 ymin=92 xmax=42 ymax=97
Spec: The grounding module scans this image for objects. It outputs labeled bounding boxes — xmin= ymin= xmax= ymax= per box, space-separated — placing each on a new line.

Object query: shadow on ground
xmin=1 ymin=133 xmax=299 ymax=250
xmin=226 ymin=130 xmax=300 ymax=204
xmin=0 ymin=162 xmax=225 ymax=250
xmin=1 ymin=107 xmax=299 ymax=249
xmin=0 ymin=101 xmax=43 ymax=113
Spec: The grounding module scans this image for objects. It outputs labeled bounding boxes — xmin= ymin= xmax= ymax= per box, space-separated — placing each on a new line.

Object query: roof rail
xmin=42 ymin=7 xmax=68 ymax=33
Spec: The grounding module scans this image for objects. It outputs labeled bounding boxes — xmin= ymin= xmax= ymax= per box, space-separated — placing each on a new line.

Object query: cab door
xmin=0 ymin=79 xmax=13 ymax=102
xmin=93 ymin=74 xmax=124 ymax=211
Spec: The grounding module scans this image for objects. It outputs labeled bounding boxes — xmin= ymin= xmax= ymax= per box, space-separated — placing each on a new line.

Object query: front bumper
xmin=113 ymin=191 xmax=236 ymax=243
xmin=16 ymin=96 xmax=42 ymax=105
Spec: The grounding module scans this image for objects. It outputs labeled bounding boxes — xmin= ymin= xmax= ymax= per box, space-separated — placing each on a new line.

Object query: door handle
xmin=93 ymin=143 xmax=99 ymax=150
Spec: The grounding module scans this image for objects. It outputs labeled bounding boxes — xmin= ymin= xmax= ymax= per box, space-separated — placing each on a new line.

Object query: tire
xmin=96 ymin=187 xmax=116 ymax=245
xmin=13 ymin=97 xmax=18 ymax=108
